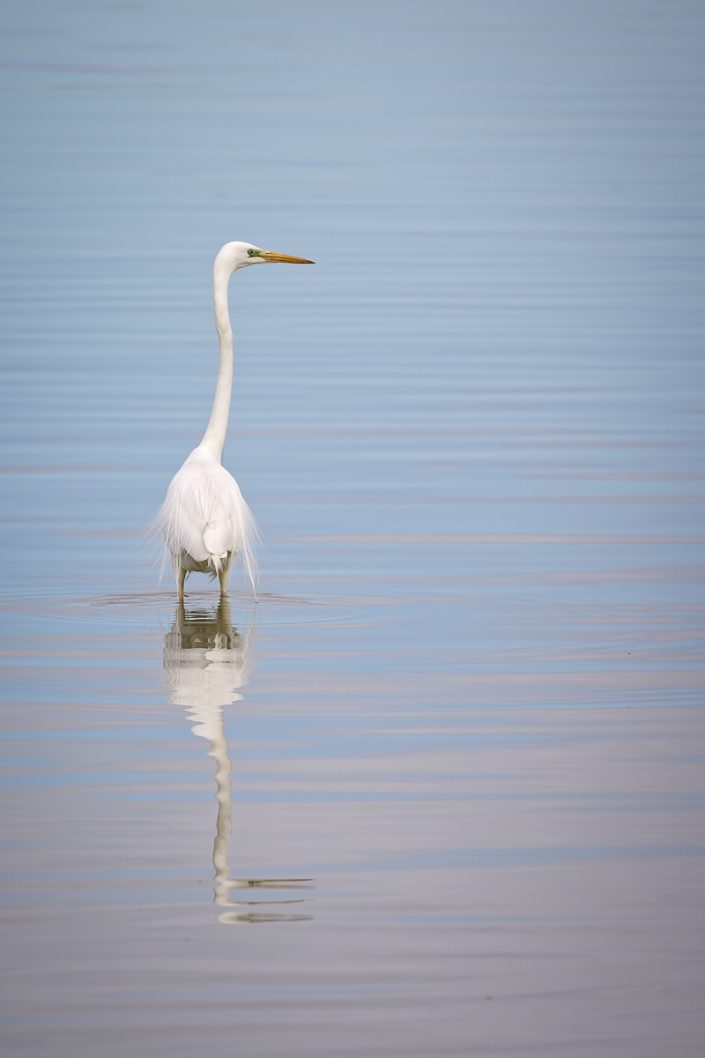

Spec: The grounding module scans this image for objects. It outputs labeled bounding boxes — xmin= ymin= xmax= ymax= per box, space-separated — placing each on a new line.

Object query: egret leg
xmin=218 ymin=566 xmax=231 ymax=597
xmin=178 ymin=567 xmax=186 ymax=602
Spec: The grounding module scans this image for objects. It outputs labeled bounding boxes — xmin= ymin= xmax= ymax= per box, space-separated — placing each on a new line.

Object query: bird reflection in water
xmin=163 ymin=597 xmax=313 ymax=923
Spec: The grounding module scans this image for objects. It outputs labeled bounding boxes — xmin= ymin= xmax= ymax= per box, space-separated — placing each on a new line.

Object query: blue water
xmin=1 ymin=3 xmax=705 ymax=1056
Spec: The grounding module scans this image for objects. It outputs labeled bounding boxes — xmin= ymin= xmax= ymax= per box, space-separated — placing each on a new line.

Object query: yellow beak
xmin=262 ymin=250 xmax=315 ymax=264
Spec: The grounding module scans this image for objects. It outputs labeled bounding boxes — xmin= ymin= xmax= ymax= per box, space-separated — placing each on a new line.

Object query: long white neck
xmin=201 ymin=257 xmax=235 ymax=461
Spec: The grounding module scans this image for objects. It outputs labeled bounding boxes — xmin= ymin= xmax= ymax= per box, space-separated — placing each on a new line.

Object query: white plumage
xmin=160 ymin=443 xmax=258 ymax=588
xmin=158 ymin=240 xmax=313 ymax=599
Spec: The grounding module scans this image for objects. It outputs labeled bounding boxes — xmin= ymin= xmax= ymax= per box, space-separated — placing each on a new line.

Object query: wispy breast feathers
xmin=159 ymin=451 xmax=258 ymax=589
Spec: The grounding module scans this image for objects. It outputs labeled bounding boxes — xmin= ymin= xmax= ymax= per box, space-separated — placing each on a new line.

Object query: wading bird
xmin=158 ymin=242 xmax=313 ymax=600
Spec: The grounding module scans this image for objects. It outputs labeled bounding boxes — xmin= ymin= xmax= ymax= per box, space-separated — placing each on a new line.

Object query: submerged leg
xmin=178 ymin=567 xmax=186 ymax=602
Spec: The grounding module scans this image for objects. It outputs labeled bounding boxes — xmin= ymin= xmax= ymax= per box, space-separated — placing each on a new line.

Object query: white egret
xmin=158 ymin=241 xmax=313 ymax=600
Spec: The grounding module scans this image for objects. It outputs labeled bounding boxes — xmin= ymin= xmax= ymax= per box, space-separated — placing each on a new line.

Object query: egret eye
xmin=247 ymin=248 xmax=257 ymax=257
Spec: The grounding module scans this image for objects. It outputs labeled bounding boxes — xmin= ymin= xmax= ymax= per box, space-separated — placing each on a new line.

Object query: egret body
xmin=159 ymin=241 xmax=313 ymax=599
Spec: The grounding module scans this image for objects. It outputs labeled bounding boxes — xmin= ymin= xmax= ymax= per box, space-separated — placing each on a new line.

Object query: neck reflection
xmin=163 ymin=598 xmax=312 ymax=923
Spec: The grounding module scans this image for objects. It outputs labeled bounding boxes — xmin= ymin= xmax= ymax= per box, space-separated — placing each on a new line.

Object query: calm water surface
xmin=1 ymin=2 xmax=705 ymax=1056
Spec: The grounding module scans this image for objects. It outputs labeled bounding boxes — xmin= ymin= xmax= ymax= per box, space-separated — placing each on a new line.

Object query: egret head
xmin=215 ymin=241 xmax=314 ymax=274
